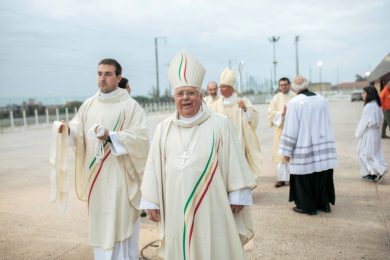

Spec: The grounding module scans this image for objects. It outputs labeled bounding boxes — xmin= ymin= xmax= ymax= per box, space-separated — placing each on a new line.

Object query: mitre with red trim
xmin=168 ymin=50 xmax=206 ymax=91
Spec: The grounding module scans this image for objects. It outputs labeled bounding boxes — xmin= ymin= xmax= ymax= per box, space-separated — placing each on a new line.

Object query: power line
xmin=0 ymin=7 xmax=128 ymax=37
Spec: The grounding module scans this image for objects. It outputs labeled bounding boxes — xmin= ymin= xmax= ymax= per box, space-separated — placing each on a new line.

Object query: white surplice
xmin=279 ymin=93 xmax=337 ymax=175
xmin=355 ymin=101 xmax=388 ymax=177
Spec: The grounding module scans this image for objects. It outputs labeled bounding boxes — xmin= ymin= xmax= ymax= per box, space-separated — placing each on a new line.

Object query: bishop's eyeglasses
xmin=174 ymin=91 xmax=200 ymax=98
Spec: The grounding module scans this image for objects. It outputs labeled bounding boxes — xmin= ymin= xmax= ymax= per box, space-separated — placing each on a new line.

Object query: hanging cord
xmin=87 ymin=124 xmax=107 ymax=161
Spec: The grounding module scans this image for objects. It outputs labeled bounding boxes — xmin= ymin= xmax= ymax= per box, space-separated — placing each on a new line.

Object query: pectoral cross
xmin=179 ymin=150 xmax=190 ymax=165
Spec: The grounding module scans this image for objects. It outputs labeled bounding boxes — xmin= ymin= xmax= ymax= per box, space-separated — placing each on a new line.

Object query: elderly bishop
xmin=140 ymin=51 xmax=256 ymax=259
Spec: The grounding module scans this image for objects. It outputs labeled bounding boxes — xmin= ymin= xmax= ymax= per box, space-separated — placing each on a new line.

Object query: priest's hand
xmin=284 ymin=156 xmax=290 ymax=162
xmin=94 ymin=125 xmax=109 ymax=141
xmin=282 ymin=105 xmax=287 ymax=116
xmin=147 ymin=209 xmax=161 ymax=222
xmin=238 ymin=100 xmax=247 ymax=112
xmin=230 ymin=205 xmax=244 ymax=214
xmin=58 ymin=121 xmax=67 ymax=133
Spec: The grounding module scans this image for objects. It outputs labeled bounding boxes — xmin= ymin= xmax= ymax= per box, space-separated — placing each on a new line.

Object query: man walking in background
xmin=380 ymin=80 xmax=390 ymax=138
xmin=268 ymin=77 xmax=295 ymax=188
xmin=279 ymin=76 xmax=337 ymax=215
xmin=203 ymin=80 xmax=220 ymax=110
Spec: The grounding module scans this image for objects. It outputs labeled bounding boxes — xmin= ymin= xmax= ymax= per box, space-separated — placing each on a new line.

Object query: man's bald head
xmin=291 ymin=76 xmax=309 ymax=93
xmin=207 ymin=81 xmax=218 ymax=97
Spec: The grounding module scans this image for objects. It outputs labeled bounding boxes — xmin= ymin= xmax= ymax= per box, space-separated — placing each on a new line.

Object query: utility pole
xmin=270 ymin=68 xmax=273 ymax=95
xmin=238 ymin=60 xmax=244 ymax=93
xmin=268 ymin=36 xmax=280 ymax=92
xmin=317 ymin=61 xmax=323 ymax=94
xmin=228 ymin=59 xmax=237 ymax=70
xmin=295 ymin=35 xmax=300 ymax=76
xmin=154 ymin=36 xmax=166 ymax=99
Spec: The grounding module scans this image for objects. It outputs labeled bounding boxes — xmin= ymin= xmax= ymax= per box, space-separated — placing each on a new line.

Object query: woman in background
xmin=355 ymin=86 xmax=388 ymax=182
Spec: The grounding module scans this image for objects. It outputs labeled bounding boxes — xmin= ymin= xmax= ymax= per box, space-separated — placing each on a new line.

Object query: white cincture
xmin=88 ymin=124 xmax=107 ymax=161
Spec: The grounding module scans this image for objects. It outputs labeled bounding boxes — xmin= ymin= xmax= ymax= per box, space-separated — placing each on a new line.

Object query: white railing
xmin=0 ymin=101 xmax=177 ymax=133
xmin=1 ymin=92 xmax=352 ymax=133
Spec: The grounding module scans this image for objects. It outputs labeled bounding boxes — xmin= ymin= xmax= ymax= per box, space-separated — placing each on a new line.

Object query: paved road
xmin=0 ymin=101 xmax=389 ymax=259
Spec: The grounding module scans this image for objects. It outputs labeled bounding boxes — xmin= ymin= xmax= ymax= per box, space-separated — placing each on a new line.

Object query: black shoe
xmin=382 ymin=135 xmax=390 ymax=139
xmin=274 ymin=181 xmax=285 ymax=188
xmin=363 ymin=175 xmax=377 ymax=181
xmin=292 ymin=207 xmax=317 ymax=215
xmin=320 ymin=204 xmax=331 ymax=213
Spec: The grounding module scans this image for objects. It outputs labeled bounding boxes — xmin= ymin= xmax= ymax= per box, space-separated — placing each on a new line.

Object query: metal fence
xmin=0 ymin=92 xmax=349 ymax=133
xmin=0 ymin=102 xmax=176 ymax=133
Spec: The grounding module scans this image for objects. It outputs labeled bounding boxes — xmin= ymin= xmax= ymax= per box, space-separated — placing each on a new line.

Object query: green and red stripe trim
xmin=87 ymin=150 xmax=111 ymax=205
xmin=178 ymin=53 xmax=188 ymax=84
xmin=87 ymin=112 xmax=125 ymax=207
xmin=182 ymin=134 xmax=220 ymax=260
xmin=88 ymin=112 xmax=123 ymax=170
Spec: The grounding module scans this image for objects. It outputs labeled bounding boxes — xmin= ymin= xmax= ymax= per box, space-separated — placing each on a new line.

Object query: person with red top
xmin=380 ymin=80 xmax=390 ymax=138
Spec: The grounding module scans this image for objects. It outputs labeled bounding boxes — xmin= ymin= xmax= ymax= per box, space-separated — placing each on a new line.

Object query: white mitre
xmin=220 ymin=68 xmax=236 ymax=89
xmin=168 ymin=50 xmax=206 ymax=91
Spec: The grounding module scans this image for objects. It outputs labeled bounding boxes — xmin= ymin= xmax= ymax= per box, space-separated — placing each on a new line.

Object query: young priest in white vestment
xmin=140 ymin=50 xmax=257 ymax=259
xmin=268 ymin=77 xmax=296 ymax=188
xmin=50 ymin=59 xmax=149 ymax=260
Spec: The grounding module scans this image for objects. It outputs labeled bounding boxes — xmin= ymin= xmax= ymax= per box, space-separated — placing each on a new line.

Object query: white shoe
xmin=376 ymin=174 xmax=385 ymax=183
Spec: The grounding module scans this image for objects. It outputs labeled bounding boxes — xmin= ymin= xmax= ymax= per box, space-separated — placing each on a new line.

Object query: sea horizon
xmin=0 ymin=96 xmax=88 ymax=107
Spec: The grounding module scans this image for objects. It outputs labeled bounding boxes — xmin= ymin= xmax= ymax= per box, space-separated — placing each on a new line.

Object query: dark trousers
xmin=289 ymin=169 xmax=335 ymax=212
xmin=382 ymin=110 xmax=390 ymax=136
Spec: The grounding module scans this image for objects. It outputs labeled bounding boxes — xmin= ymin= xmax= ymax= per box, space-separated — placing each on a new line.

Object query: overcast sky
xmin=0 ymin=0 xmax=389 ymax=98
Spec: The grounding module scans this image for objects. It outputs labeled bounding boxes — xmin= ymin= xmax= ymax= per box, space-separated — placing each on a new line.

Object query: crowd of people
xmin=50 ymin=50 xmax=389 ymax=260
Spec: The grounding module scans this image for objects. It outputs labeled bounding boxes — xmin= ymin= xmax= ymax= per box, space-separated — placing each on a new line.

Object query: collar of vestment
xmin=172 ymin=104 xmax=211 ymax=128
xmin=209 ymin=95 xmax=219 ymax=101
xmin=96 ymin=88 xmax=130 ymax=103
xmin=222 ymin=93 xmax=239 ymax=106
xmin=299 ymin=89 xmax=316 ymax=96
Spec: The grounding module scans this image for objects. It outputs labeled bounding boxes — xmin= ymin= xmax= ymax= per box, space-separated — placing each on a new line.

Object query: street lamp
xmin=238 ymin=60 xmax=244 ymax=93
xmin=317 ymin=61 xmax=323 ymax=94
xmin=228 ymin=59 xmax=237 ymax=69
xmin=154 ymin=36 xmax=167 ymax=99
xmin=268 ymin=36 xmax=280 ymax=90
xmin=295 ymin=36 xmax=300 ymax=76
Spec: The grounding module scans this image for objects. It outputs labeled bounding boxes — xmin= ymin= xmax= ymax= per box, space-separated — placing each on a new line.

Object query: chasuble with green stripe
xmin=141 ymin=107 xmax=256 ymax=259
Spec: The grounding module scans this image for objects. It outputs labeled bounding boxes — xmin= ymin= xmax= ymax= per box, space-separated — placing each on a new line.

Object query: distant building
xmin=309 ymin=82 xmax=332 ymax=92
xmin=332 ymin=81 xmax=368 ymax=93
xmin=367 ymin=52 xmax=390 ymax=92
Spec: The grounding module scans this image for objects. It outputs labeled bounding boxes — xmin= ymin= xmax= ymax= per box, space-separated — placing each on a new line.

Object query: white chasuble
xmin=267 ymin=91 xmax=296 ymax=163
xmin=203 ymin=95 xmax=221 ymax=111
xmin=214 ymin=95 xmax=262 ymax=178
xmin=141 ymin=106 xmax=256 ymax=260
xmin=68 ymin=89 xmax=149 ymax=250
